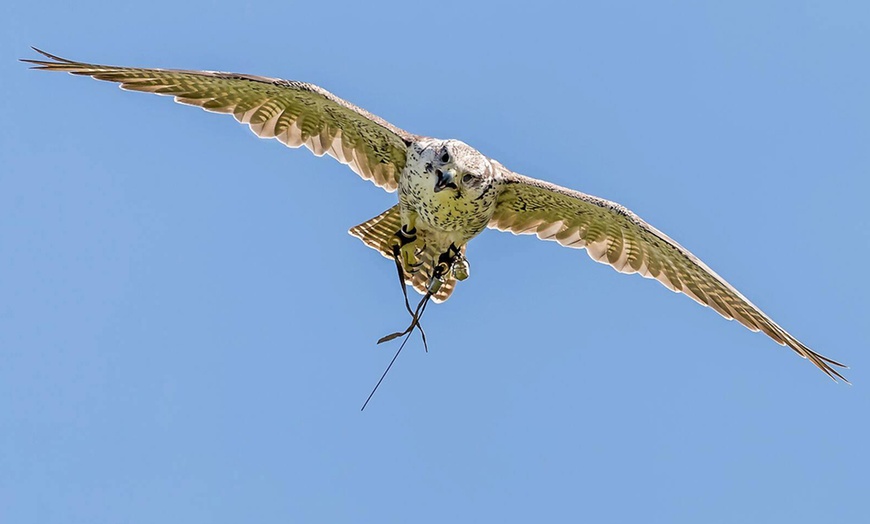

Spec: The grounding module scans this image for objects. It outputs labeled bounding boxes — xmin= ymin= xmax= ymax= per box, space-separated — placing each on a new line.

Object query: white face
xmin=403 ymin=138 xmax=501 ymax=234
xmin=420 ymin=139 xmax=494 ymax=200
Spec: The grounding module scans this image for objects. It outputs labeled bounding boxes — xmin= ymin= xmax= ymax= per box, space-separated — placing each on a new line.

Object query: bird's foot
xmin=427 ymin=243 xmax=468 ymax=293
xmin=383 ymin=230 xmax=430 ymax=352
xmin=391 ymin=225 xmax=422 ymax=275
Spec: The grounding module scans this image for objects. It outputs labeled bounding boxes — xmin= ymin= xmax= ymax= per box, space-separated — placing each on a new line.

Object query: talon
xmin=392 ymin=226 xmax=420 ymax=274
xmin=432 ymin=260 xmax=450 ymax=280
xmin=433 ymin=243 xmax=469 ymax=281
xmin=407 ymin=259 xmax=424 ymax=274
xmin=436 ymin=249 xmax=454 ymax=268
xmin=400 ymin=246 xmax=421 ymax=273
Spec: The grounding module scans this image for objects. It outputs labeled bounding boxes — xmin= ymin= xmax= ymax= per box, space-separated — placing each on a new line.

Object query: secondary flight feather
xmin=23 ymin=48 xmax=848 ymax=383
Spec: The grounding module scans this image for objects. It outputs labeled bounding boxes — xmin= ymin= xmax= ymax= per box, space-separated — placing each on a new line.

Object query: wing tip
xmin=799 ymin=347 xmax=850 ymax=384
xmin=21 ymin=47 xmax=78 ymax=70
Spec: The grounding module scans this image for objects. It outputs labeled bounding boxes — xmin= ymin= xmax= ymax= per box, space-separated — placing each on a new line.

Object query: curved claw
xmin=392 ymin=226 xmax=422 ymax=275
xmin=400 ymin=244 xmax=422 ymax=274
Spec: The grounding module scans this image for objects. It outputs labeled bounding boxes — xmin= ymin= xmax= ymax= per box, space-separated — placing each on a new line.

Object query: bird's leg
xmin=427 ymin=243 xmax=468 ymax=293
xmin=378 ymin=244 xmax=467 ymax=350
xmin=385 ymin=240 xmax=429 ymax=352
xmin=391 ymin=210 xmax=422 ymax=275
xmin=391 ymin=225 xmax=422 ymax=274
xmin=379 ymin=209 xmax=436 ymax=350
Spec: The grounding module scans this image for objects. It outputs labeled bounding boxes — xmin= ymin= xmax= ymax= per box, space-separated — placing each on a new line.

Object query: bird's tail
xmin=348 ymin=206 xmax=459 ymax=302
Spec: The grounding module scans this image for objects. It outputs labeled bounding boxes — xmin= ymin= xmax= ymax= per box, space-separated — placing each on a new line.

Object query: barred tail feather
xmin=348 ymin=206 xmax=459 ymax=302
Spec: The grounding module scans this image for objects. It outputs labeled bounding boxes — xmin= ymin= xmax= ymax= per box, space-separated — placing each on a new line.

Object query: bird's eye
xmin=441 ymin=152 xmax=450 ymax=163
xmin=462 ymin=173 xmax=475 ymax=185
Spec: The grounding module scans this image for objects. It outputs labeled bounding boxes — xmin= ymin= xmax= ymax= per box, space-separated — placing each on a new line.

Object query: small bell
xmin=452 ymin=256 xmax=470 ymax=281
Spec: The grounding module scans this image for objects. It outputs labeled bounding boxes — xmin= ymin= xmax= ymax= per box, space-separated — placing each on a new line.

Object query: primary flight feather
xmin=23 ymin=48 xmax=848 ymax=382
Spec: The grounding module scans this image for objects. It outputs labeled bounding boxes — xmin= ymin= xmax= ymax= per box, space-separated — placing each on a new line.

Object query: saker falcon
xmin=23 ymin=48 xmax=848 ymax=383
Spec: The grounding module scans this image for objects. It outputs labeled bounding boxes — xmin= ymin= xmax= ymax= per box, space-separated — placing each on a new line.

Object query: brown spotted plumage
xmin=24 ymin=48 xmax=848 ymax=382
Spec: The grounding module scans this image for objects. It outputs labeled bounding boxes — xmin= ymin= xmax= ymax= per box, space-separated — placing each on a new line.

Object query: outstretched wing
xmin=489 ymin=168 xmax=847 ymax=382
xmin=23 ymin=48 xmax=414 ymax=192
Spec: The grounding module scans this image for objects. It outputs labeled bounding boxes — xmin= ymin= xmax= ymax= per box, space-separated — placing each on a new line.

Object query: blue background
xmin=3 ymin=1 xmax=868 ymax=522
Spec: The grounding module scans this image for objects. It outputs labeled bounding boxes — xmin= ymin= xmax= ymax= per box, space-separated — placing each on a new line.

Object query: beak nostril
xmin=435 ymin=169 xmax=443 ymax=177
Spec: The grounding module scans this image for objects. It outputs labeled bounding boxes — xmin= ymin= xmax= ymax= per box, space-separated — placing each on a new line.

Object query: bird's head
xmin=425 ymin=139 xmax=495 ymax=199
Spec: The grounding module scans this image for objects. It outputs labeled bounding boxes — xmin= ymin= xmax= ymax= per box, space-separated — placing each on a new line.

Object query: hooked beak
xmin=434 ymin=168 xmax=457 ymax=193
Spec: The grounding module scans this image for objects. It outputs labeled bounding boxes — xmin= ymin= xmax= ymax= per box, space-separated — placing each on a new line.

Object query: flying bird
xmin=23 ymin=48 xmax=848 ymax=382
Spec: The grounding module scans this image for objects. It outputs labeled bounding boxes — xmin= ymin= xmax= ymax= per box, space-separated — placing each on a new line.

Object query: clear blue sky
xmin=2 ymin=1 xmax=868 ymax=522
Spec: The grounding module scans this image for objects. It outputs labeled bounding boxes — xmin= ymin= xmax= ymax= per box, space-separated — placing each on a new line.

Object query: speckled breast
xmin=399 ymin=145 xmax=496 ymax=238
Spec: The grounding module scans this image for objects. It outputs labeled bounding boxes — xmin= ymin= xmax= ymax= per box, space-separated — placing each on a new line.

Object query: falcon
xmin=23 ymin=48 xmax=848 ymax=382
